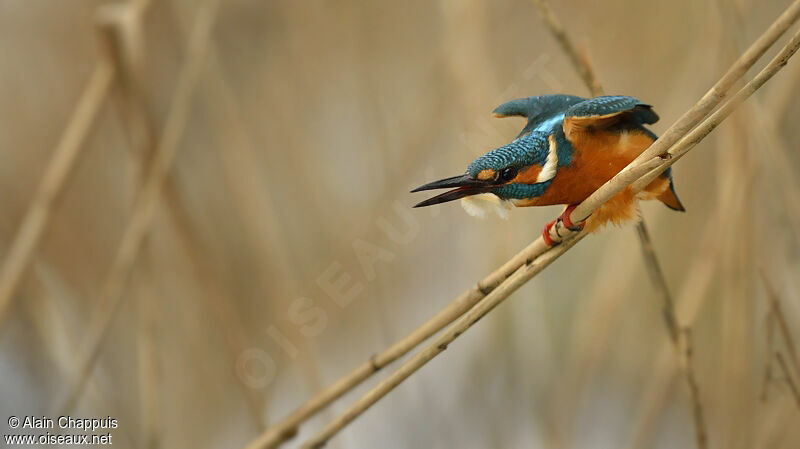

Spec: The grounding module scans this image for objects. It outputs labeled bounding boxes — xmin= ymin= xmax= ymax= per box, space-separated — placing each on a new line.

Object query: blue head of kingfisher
xmin=411 ymin=94 xmax=684 ymax=233
xmin=410 ymin=128 xmax=562 ymax=207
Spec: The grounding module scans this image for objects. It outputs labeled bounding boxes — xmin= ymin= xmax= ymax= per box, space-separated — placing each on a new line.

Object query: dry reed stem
xmin=530 ymin=1 xmax=680 ymax=338
xmin=96 ymin=5 xmax=164 ymax=446
xmin=103 ymin=0 xmax=269 ymax=435
xmin=244 ymin=281 xmax=493 ymax=447
xmin=636 ymin=218 xmax=707 ymax=449
xmin=718 ymin=0 xmax=800 ymax=242
xmin=168 ymin=0 xmax=301 ymax=429
xmin=529 ymin=0 xmax=602 ymax=96
xmin=530 ymin=2 xmax=706 ymax=445
xmin=167 ymin=0 xmax=330 ymax=406
xmin=57 ymin=0 xmax=221 ymax=414
xmin=167 ymin=188 xmax=269 ymax=431
xmin=631 ymin=26 xmax=800 ymax=194
xmin=568 ymin=0 xmax=800 ymax=226
xmin=546 ymin=52 xmax=711 ymax=449
xmin=299 ymin=20 xmax=800 ymax=449
xmin=303 ymin=29 xmax=800 ymax=443
xmin=0 ymin=60 xmax=115 ymax=328
xmin=762 ymin=310 xmax=777 ymax=403
xmin=623 ymin=170 xmax=755 ymax=449
xmin=247 ymin=3 xmax=800 ymax=448
xmin=25 ymin=267 xmax=132 ymax=439
xmin=634 ymin=222 xmax=680 ymax=341
xmin=767 ymin=27 xmax=800 ymax=115
xmin=776 ymin=352 xmax=800 ymax=409
xmin=760 ymin=269 xmax=800 ymax=376
xmin=246 ymin=233 xmax=554 ymax=449
xmin=530 ymin=0 xmax=687 ymax=373
xmin=202 ymin=49 xmax=327 ymax=393
xmin=680 ymin=328 xmax=709 ymax=449
xmin=300 ymin=233 xmax=587 ymax=449
xmin=97 ymin=3 xmax=156 ymax=177
xmin=528 ymin=0 xmax=700 ymax=442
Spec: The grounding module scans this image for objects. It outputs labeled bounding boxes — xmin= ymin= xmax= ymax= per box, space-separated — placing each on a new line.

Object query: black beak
xmin=410 ymin=174 xmax=492 ymax=208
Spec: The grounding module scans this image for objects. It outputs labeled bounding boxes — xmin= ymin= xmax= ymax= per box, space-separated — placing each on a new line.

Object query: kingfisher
xmin=411 ymin=95 xmax=684 ymax=245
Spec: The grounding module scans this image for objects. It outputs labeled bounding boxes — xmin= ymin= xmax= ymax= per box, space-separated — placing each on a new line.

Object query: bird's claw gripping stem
xmin=542 ymin=220 xmax=558 ymax=246
xmin=542 ymin=205 xmax=586 ymax=247
xmin=559 ymin=204 xmax=585 ymax=232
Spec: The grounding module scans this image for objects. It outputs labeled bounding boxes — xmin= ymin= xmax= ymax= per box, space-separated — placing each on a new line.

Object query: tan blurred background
xmin=1 ymin=0 xmax=800 ymax=448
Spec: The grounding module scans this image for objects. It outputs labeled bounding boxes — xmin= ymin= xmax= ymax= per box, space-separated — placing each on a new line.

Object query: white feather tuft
xmin=536 ymin=135 xmax=559 ymax=183
xmin=460 ymin=193 xmax=513 ymax=219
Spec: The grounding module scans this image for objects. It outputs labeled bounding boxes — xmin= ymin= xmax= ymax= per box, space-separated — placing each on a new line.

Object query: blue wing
xmin=563 ymin=96 xmax=658 ymax=136
xmin=493 ymin=94 xmax=585 ymax=138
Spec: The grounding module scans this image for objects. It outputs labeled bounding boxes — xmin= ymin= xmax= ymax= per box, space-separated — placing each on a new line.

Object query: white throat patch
xmin=460 ymin=193 xmax=513 ymax=219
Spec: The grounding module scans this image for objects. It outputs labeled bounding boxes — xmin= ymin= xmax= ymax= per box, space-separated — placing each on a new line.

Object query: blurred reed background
xmin=1 ymin=0 xmax=799 ymax=448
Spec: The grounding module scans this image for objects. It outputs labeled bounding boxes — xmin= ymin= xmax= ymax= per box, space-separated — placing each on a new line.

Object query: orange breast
xmin=515 ymin=129 xmax=654 ymax=207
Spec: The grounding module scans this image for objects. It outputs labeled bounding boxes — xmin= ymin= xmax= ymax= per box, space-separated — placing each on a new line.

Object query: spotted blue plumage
xmin=566 ymin=96 xmax=641 ymax=116
xmin=565 ymin=95 xmax=659 ymax=125
xmin=464 ymin=131 xmax=563 ymax=200
xmin=493 ymin=94 xmax=584 ymax=138
xmin=466 ymin=131 xmax=549 ymax=176
xmin=465 ymin=94 xmax=661 ymax=200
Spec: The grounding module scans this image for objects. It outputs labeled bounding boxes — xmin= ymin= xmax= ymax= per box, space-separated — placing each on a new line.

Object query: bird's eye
xmin=498 ymin=167 xmax=518 ymax=182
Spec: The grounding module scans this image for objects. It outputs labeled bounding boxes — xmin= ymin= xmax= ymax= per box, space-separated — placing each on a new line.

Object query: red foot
xmin=543 ymin=205 xmax=588 ymax=247
xmin=559 ymin=204 xmax=586 ymax=232
xmin=542 ymin=219 xmax=558 ymax=246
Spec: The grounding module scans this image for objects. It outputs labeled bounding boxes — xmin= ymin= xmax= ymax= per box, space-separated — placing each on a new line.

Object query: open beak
xmin=410 ymin=174 xmax=492 ymax=208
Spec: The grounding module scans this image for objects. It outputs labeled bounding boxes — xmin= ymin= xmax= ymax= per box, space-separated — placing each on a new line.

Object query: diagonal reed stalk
xmin=759 ymin=269 xmax=800 ymax=377
xmin=245 ymin=2 xmax=800 ymax=447
xmin=0 ymin=61 xmax=115 ymax=330
xmin=96 ymin=4 xmax=166 ymax=447
xmin=623 ymin=164 xmax=756 ymax=449
xmin=97 ymin=4 xmax=166 ymax=447
xmin=530 ymin=1 xmax=676 ymax=332
xmin=529 ymin=0 xmax=706 ymax=446
xmin=776 ymin=352 xmax=800 ymax=408
xmin=56 ymin=0 xmax=222 ymax=415
xmin=298 ymin=26 xmax=800 ymax=447
xmin=100 ymin=0 xmax=270 ymax=435
xmin=298 ymin=233 xmax=589 ymax=448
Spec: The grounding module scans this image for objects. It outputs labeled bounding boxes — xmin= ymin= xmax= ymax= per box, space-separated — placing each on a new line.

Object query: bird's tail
xmin=657 ymin=169 xmax=685 ymax=212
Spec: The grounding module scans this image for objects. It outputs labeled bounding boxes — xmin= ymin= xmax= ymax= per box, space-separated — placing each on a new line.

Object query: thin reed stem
xmin=759 ymin=269 xmax=800 ymax=377
xmin=680 ymin=328 xmax=709 ymax=449
xmin=245 ymin=225 xmax=555 ymax=449
xmin=531 ymin=0 xmax=682 ymax=366
xmin=301 ymin=233 xmax=587 ymax=449
xmin=776 ymin=352 xmax=800 ymax=409
xmin=299 ymin=25 xmax=800 ymax=448
xmin=57 ymin=0 xmax=221 ymax=414
xmin=529 ymin=0 xmax=603 ymax=96
xmin=0 ymin=61 xmax=115 ymax=329
xmin=513 ymin=0 xmax=703 ymax=445
xmin=245 ymin=2 xmax=800 ymax=447
xmin=570 ymin=0 xmax=800 ymax=225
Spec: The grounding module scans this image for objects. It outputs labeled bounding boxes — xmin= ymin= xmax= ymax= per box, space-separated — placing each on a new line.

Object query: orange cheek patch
xmin=511 ymin=165 xmax=542 ymax=184
xmin=476 ymin=169 xmax=496 ymax=181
